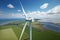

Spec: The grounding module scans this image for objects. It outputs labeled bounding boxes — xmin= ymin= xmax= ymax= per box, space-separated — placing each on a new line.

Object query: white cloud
xmin=52 ymin=5 xmax=60 ymax=13
xmin=27 ymin=5 xmax=60 ymax=19
xmin=40 ymin=3 xmax=48 ymax=9
xmin=26 ymin=5 xmax=60 ymax=23
xmin=47 ymin=5 xmax=60 ymax=13
xmin=18 ymin=10 xmax=21 ymax=12
xmin=0 ymin=13 xmax=24 ymax=18
xmin=26 ymin=11 xmax=47 ymax=19
xmin=7 ymin=4 xmax=14 ymax=8
xmin=10 ymin=13 xmax=24 ymax=18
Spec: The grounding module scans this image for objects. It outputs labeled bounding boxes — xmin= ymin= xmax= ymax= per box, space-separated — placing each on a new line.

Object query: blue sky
xmin=0 ymin=0 xmax=60 ymax=13
xmin=0 ymin=0 xmax=60 ymax=23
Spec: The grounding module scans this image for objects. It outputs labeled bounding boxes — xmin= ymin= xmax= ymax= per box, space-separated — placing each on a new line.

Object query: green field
xmin=0 ymin=21 xmax=60 ymax=40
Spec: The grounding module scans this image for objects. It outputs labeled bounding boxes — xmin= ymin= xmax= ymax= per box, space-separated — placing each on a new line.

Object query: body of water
xmin=40 ymin=22 xmax=60 ymax=33
xmin=0 ymin=18 xmax=25 ymax=25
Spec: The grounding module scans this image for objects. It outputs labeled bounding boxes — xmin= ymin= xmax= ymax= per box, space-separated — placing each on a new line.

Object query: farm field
xmin=0 ymin=21 xmax=60 ymax=40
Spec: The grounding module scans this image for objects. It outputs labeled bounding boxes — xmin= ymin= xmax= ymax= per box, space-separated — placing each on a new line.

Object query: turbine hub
xmin=26 ymin=17 xmax=34 ymax=22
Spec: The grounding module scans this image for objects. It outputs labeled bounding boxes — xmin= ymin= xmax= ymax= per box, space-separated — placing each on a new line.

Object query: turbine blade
xmin=19 ymin=22 xmax=27 ymax=40
xmin=19 ymin=0 xmax=27 ymax=17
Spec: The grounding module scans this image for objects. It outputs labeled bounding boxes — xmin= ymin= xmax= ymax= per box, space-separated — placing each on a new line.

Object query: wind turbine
xmin=19 ymin=0 xmax=32 ymax=40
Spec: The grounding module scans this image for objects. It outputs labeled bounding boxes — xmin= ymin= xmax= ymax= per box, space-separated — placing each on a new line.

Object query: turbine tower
xmin=19 ymin=0 xmax=32 ymax=40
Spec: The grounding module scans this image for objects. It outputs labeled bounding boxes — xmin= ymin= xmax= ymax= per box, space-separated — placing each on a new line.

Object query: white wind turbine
xmin=19 ymin=0 xmax=40 ymax=40
xmin=19 ymin=0 xmax=33 ymax=40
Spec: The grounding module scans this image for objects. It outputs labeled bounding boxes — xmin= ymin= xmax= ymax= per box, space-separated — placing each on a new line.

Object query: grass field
xmin=0 ymin=21 xmax=60 ymax=40
xmin=0 ymin=28 xmax=18 ymax=40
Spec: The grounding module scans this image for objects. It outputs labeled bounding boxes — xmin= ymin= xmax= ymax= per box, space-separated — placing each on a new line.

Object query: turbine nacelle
xmin=26 ymin=17 xmax=34 ymax=22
